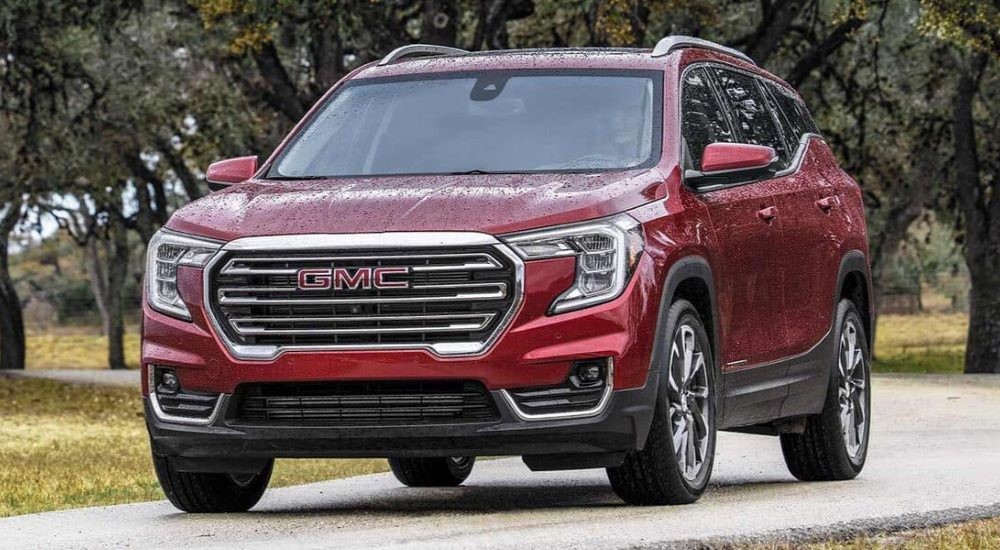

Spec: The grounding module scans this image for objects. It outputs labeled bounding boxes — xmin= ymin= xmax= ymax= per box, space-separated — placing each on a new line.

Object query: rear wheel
xmin=781 ymin=299 xmax=871 ymax=480
xmin=607 ymin=299 xmax=717 ymax=505
xmin=388 ymin=456 xmax=475 ymax=487
xmin=152 ymin=455 xmax=273 ymax=513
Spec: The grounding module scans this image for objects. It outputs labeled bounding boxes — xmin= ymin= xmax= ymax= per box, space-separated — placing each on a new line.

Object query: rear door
xmin=681 ymin=67 xmax=786 ymax=370
xmin=761 ymin=80 xmax=840 ymax=359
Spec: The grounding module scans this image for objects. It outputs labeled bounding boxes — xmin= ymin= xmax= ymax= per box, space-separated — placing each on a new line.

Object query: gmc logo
xmin=297 ymin=267 xmax=410 ymax=290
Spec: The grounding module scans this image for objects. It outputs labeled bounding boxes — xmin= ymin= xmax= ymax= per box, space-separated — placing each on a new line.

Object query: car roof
xmin=355 ymin=47 xmax=675 ymax=79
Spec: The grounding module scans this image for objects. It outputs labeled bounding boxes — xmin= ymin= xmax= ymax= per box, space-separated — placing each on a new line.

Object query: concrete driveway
xmin=3 ymin=374 xmax=999 ymax=549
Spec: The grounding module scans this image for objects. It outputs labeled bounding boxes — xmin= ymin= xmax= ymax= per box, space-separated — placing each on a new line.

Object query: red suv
xmin=144 ymin=36 xmax=873 ymax=512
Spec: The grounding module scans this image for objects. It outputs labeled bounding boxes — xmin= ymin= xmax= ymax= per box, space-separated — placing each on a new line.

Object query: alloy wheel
xmin=838 ymin=319 xmax=868 ymax=462
xmin=667 ymin=324 xmax=712 ymax=482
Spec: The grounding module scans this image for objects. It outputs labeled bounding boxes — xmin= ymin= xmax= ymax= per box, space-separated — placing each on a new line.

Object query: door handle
xmin=816 ymin=196 xmax=837 ymax=212
xmin=756 ymin=206 xmax=778 ymax=223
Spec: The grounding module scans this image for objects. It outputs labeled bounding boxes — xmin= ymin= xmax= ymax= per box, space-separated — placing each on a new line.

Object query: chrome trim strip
xmin=216 ymin=282 xmax=507 ymax=294
xmin=201 ymin=232 xmax=525 ymax=361
xmin=217 ymin=289 xmax=506 ymax=306
xmin=222 ymin=232 xmax=499 ymax=251
xmin=500 ymin=359 xmax=615 ymax=421
xmin=229 ymin=313 xmax=496 ymax=325
xmin=148 ymin=391 xmax=225 ymax=427
xmin=219 ymin=253 xmax=502 ymax=276
xmin=729 ymin=328 xmax=833 ymax=371
xmin=233 ymin=322 xmax=488 ymax=335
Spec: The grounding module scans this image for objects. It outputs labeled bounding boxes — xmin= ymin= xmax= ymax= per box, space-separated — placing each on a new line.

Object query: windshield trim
xmin=264 ymin=68 xmax=664 ymax=180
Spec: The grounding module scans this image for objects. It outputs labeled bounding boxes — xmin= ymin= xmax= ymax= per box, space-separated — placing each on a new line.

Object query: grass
xmin=0 ymin=377 xmax=388 ymax=517
xmin=757 ymin=517 xmax=1000 ymax=549
xmin=873 ymin=313 xmax=967 ymax=373
xmin=26 ymin=330 xmax=141 ymax=370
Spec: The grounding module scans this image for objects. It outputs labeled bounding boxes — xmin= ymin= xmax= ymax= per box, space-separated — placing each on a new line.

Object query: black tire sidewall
xmin=446 ymin=456 xmax=476 ymax=481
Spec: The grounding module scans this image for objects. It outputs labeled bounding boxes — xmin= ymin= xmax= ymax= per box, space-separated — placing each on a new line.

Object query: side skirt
xmin=718 ymin=327 xmax=836 ymax=432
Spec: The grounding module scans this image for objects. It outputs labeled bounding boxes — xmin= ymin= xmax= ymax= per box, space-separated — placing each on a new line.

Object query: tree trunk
xmin=106 ymin=219 xmax=129 ymax=370
xmin=953 ymin=53 xmax=999 ymax=374
xmin=0 ymin=198 xmax=25 ymax=370
xmin=84 ymin=237 xmax=111 ymax=336
xmin=965 ymin=271 xmax=1000 ymax=373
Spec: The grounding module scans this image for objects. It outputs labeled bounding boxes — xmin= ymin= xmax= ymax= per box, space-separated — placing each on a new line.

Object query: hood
xmin=166 ymin=169 xmax=664 ymax=242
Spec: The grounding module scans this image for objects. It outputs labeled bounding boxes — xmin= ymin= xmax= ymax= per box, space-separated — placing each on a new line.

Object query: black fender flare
xmin=646 ymin=255 xmax=726 ymax=426
xmin=833 ymin=249 xmax=874 ymax=348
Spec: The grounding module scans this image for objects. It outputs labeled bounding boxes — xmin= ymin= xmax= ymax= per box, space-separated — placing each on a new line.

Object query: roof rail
xmin=378 ymin=44 xmax=470 ymax=66
xmin=650 ymin=35 xmax=755 ymax=65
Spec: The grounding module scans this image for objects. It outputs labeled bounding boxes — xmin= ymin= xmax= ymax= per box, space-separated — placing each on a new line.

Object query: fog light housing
xmin=571 ymin=359 xmax=607 ymax=388
xmin=153 ymin=367 xmax=180 ymax=394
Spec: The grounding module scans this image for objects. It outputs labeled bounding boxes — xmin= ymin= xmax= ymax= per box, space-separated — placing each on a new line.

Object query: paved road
xmin=3 ymin=374 xmax=999 ymax=549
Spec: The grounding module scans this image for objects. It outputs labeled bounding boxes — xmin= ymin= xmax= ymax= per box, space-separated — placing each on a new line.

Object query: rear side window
xmin=712 ymin=68 xmax=790 ymax=167
xmin=761 ymin=82 xmax=803 ymax=155
xmin=766 ymin=82 xmax=818 ymax=151
xmin=680 ymin=67 xmax=735 ymax=169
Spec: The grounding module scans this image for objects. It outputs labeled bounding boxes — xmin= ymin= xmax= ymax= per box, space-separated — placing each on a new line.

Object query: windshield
xmin=268 ymin=71 xmax=661 ymax=178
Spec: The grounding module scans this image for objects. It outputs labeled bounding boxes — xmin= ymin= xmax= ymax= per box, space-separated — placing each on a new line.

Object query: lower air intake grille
xmin=232 ymin=380 xmax=499 ymax=426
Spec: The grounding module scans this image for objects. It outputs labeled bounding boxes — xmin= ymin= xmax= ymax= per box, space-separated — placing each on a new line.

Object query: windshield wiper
xmin=448 ymin=169 xmax=494 ymax=175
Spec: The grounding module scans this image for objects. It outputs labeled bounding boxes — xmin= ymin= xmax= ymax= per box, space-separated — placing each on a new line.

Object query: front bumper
xmin=143 ymin=243 xmax=665 ymax=462
xmin=146 ymin=369 xmax=658 ymax=460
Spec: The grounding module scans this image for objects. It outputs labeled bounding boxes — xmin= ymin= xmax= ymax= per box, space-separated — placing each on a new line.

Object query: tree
xmin=0 ymin=192 xmax=26 ymax=370
xmin=921 ymin=0 xmax=1000 ymax=373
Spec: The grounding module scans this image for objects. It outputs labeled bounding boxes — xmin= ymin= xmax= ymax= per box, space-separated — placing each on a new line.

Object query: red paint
xmin=700 ymin=143 xmax=776 ymax=173
xmin=145 ymin=47 xmax=870 ymax=408
xmin=205 ymin=156 xmax=257 ymax=185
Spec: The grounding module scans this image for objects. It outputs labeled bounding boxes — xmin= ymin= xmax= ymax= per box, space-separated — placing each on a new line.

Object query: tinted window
xmin=766 ymin=82 xmax=809 ymax=150
xmin=681 ymin=67 xmax=735 ymax=168
xmin=270 ymin=72 xmax=659 ymax=178
xmin=797 ymin=99 xmax=820 ymax=135
xmin=713 ymin=68 xmax=789 ymax=166
xmin=762 ymin=82 xmax=802 ymax=156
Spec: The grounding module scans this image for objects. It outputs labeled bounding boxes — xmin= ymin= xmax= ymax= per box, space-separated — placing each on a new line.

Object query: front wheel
xmin=388 ymin=456 xmax=475 ymax=487
xmin=607 ymin=299 xmax=717 ymax=505
xmin=152 ymin=455 xmax=273 ymax=513
xmin=780 ymin=299 xmax=871 ymax=480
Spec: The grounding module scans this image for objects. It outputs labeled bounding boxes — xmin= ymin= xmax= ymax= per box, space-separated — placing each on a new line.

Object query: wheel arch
xmin=834 ymin=250 xmax=874 ymax=350
xmin=654 ymin=255 xmax=724 ymax=419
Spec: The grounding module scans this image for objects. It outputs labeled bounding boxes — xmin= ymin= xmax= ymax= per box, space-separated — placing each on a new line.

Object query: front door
xmin=680 ymin=66 xmax=788 ymax=369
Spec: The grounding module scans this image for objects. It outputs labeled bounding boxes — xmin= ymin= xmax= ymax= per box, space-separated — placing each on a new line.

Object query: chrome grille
xmin=207 ymin=245 xmax=520 ymax=357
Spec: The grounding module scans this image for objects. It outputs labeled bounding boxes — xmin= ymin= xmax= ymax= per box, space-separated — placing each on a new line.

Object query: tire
xmin=152 ymin=454 xmax=273 ymax=513
xmin=780 ymin=299 xmax=871 ymax=481
xmin=607 ymin=299 xmax=717 ymax=505
xmin=388 ymin=456 xmax=475 ymax=487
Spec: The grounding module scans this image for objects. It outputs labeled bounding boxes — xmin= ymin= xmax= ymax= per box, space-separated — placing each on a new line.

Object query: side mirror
xmin=206 ymin=156 xmax=258 ymax=191
xmin=685 ymin=143 xmax=778 ymax=189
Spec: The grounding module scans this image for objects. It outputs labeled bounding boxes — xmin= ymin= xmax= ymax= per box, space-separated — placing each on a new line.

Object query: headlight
xmin=146 ymin=229 xmax=222 ymax=320
xmin=502 ymin=214 xmax=644 ymax=314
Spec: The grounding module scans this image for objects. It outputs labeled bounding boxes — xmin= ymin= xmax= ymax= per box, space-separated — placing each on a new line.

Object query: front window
xmin=269 ymin=71 xmax=661 ymax=178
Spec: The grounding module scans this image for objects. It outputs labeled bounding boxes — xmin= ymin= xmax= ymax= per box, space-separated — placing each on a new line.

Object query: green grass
xmin=756 ymin=516 xmax=1000 ymax=549
xmin=0 ymin=377 xmax=388 ymax=517
xmin=873 ymin=313 xmax=967 ymax=374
